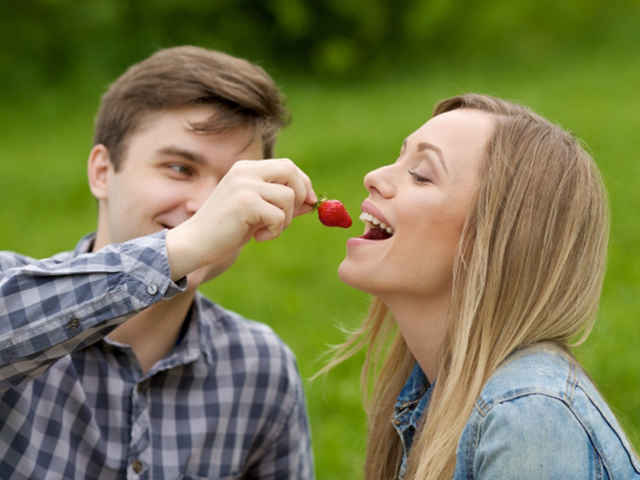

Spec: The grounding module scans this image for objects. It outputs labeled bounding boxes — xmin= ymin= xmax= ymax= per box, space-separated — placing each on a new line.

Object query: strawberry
xmin=316 ymin=199 xmax=352 ymax=228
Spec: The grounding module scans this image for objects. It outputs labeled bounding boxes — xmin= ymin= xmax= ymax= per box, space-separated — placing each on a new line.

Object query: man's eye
xmin=168 ymin=164 xmax=193 ymax=176
xmin=408 ymin=169 xmax=431 ymax=184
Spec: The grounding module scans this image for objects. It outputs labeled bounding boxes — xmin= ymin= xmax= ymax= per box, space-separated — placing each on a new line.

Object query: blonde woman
xmin=331 ymin=94 xmax=639 ymax=479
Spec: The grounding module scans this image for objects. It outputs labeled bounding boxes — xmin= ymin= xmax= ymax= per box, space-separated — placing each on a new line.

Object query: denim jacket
xmin=392 ymin=343 xmax=640 ymax=479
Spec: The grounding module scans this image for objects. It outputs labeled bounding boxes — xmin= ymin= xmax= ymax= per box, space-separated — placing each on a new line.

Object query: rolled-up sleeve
xmin=0 ymin=231 xmax=186 ymax=388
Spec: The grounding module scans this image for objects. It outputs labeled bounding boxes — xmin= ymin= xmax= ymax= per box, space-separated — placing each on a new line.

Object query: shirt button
xmin=66 ymin=316 xmax=80 ymax=329
xmin=146 ymin=283 xmax=158 ymax=296
xmin=131 ymin=459 xmax=144 ymax=473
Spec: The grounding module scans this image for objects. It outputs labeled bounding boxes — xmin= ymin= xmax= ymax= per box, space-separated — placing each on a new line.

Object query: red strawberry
xmin=317 ymin=199 xmax=352 ymax=228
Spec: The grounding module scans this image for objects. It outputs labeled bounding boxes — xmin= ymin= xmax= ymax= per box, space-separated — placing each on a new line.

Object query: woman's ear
xmin=87 ymin=144 xmax=112 ymax=200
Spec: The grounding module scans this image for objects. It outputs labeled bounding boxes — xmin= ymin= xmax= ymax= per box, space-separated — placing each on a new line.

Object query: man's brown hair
xmin=94 ymin=46 xmax=290 ymax=169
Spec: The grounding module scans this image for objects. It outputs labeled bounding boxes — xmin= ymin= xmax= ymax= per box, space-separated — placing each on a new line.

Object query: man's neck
xmin=108 ymin=289 xmax=197 ymax=373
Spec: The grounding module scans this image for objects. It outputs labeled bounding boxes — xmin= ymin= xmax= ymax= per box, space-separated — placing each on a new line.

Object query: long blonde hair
xmin=322 ymin=94 xmax=610 ymax=479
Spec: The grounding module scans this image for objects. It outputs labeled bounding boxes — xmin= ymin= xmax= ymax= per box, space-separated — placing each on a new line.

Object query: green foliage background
xmin=1 ymin=2 xmax=639 ymax=478
xmin=2 ymin=0 xmax=639 ymax=87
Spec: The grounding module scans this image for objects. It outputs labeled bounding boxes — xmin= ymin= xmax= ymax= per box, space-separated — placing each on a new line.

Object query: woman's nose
xmin=364 ymin=165 xmax=396 ymax=198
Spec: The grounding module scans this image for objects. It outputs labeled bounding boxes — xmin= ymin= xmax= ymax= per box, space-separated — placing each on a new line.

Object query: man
xmin=0 ymin=46 xmax=316 ymax=479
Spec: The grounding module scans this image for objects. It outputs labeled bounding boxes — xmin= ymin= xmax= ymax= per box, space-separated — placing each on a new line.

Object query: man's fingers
xmin=252 ymin=202 xmax=287 ymax=242
xmin=207 ymin=158 xmax=316 ymax=245
xmin=294 ymin=202 xmax=315 ymax=218
xmin=259 ymin=182 xmax=296 ymax=227
xmin=242 ymin=158 xmax=317 ymax=211
xmin=297 ymin=168 xmax=317 ymax=206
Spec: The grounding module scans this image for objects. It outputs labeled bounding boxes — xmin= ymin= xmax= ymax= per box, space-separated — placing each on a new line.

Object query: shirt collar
xmin=73 ymin=232 xmax=97 ymax=255
xmin=102 ymin=308 xmax=202 ymax=378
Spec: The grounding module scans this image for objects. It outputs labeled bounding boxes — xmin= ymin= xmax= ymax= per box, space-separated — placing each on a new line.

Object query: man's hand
xmin=166 ymin=158 xmax=316 ymax=283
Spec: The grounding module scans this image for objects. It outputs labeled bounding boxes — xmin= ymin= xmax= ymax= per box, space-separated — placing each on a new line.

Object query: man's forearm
xmin=0 ymin=232 xmax=185 ymax=388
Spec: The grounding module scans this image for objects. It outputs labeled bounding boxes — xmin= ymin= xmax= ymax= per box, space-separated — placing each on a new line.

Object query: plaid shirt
xmin=0 ymin=232 xmax=313 ymax=479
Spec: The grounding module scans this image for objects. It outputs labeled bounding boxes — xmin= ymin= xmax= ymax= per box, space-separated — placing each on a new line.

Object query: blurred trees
xmin=1 ymin=0 xmax=638 ymax=89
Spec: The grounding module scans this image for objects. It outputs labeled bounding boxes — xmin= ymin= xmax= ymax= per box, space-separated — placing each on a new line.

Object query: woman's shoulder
xmin=478 ymin=342 xmax=575 ymax=404
xmin=458 ymin=343 xmax=640 ymax=478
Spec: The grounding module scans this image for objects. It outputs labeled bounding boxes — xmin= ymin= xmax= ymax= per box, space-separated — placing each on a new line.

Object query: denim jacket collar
xmin=392 ymin=363 xmax=434 ymax=479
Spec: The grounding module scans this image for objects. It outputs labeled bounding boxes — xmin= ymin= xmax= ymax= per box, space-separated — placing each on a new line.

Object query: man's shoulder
xmin=0 ymin=250 xmax=34 ymax=269
xmin=0 ymin=249 xmax=72 ymax=270
xmin=0 ymin=233 xmax=93 ymax=271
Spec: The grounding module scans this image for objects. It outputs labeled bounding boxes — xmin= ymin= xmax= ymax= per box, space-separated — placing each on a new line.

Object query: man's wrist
xmin=166 ymin=224 xmax=200 ymax=281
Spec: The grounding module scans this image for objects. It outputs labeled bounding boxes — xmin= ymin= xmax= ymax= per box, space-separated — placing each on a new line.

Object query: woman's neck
xmin=384 ymin=292 xmax=450 ymax=382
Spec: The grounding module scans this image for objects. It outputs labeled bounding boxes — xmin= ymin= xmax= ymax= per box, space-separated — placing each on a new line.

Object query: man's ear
xmin=88 ymin=144 xmax=113 ymax=200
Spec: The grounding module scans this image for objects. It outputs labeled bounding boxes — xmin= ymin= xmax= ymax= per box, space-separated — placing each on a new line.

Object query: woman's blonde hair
xmin=321 ymin=93 xmax=610 ymax=479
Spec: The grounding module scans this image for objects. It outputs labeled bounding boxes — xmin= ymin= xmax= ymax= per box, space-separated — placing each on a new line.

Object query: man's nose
xmin=185 ymin=178 xmax=217 ymax=215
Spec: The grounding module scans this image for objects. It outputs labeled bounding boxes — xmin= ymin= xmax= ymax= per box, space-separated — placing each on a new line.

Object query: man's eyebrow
xmin=416 ymin=141 xmax=448 ymax=175
xmin=158 ymin=146 xmax=206 ymax=164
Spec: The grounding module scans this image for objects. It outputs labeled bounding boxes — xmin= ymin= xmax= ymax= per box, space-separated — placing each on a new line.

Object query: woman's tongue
xmin=362 ymin=225 xmax=392 ymax=240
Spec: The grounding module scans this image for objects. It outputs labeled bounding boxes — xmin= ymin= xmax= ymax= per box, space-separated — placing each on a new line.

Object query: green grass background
xmin=1 ymin=46 xmax=639 ymax=478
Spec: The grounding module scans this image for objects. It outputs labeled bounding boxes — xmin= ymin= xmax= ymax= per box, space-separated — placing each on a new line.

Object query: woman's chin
xmin=337 ymin=259 xmax=350 ymax=282
xmin=338 ymin=259 xmax=374 ymax=293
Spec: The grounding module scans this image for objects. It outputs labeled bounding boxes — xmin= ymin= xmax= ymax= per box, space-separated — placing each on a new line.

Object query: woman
xmin=327 ymin=94 xmax=639 ymax=478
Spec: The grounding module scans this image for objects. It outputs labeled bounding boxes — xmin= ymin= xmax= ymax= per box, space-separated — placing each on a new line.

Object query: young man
xmin=0 ymin=46 xmax=316 ymax=479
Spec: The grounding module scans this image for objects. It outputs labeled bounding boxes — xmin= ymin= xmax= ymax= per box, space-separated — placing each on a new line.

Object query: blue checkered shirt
xmin=0 ymin=232 xmax=313 ymax=479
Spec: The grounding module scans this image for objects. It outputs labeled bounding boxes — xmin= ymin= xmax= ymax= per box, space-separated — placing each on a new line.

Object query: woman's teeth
xmin=359 ymin=212 xmax=394 ymax=234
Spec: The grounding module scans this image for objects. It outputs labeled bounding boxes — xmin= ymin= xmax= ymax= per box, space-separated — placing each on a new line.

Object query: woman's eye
xmin=408 ymin=169 xmax=431 ymax=184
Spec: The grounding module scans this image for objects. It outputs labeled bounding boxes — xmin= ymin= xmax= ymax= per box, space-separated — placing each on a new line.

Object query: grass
xmin=1 ymin=45 xmax=639 ymax=477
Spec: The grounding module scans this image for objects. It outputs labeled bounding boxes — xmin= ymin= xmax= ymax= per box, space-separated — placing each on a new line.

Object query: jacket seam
xmin=476 ymin=392 xmax=612 ymax=478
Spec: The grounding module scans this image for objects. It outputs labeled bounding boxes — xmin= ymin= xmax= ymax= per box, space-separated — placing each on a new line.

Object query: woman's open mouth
xmin=359 ymin=212 xmax=394 ymax=240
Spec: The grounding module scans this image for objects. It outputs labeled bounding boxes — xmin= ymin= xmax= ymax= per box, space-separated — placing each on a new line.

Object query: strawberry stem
xmin=312 ymin=195 xmax=328 ymax=210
